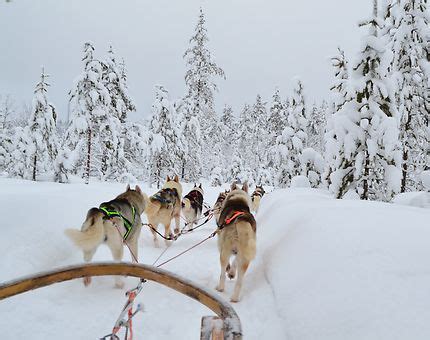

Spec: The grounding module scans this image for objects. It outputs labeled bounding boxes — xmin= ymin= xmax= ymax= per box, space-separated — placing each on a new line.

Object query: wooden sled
xmin=0 ymin=262 xmax=242 ymax=339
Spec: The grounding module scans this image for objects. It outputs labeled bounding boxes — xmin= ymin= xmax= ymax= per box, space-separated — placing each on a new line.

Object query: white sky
xmin=0 ymin=0 xmax=370 ymax=121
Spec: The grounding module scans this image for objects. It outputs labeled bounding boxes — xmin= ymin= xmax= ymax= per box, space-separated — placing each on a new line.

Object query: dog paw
xmin=215 ymin=285 xmax=224 ymax=292
xmin=83 ymin=276 xmax=92 ymax=287
xmin=230 ymin=296 xmax=240 ymax=303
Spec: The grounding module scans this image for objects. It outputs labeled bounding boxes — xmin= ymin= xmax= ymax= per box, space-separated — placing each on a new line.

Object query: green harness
xmin=99 ymin=204 xmax=136 ymax=241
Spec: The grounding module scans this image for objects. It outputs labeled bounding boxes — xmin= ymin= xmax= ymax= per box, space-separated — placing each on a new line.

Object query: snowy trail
xmin=0 ymin=179 xmax=285 ymax=339
xmin=1 ymin=178 xmax=430 ymax=339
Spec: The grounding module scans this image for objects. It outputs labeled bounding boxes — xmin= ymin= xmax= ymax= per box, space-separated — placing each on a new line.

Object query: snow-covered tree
xmin=148 ymin=85 xmax=182 ymax=187
xmin=218 ymin=105 xmax=237 ymax=182
xmin=179 ymin=97 xmax=202 ymax=182
xmin=274 ymin=79 xmax=309 ymax=187
xmin=66 ymin=42 xmax=111 ymax=183
xmin=328 ymin=2 xmax=401 ymax=200
xmin=308 ymin=102 xmax=326 ymax=153
xmin=27 ymin=68 xmax=58 ymax=181
xmin=183 ymin=7 xmax=225 ymax=176
xmin=385 ymin=0 xmax=430 ymax=191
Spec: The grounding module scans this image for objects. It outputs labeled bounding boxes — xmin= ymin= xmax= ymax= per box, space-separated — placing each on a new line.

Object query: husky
xmin=215 ymin=182 xmax=256 ymax=302
xmin=213 ymin=190 xmax=229 ymax=224
xmin=251 ymin=185 xmax=266 ymax=213
xmin=143 ymin=175 xmax=183 ymax=247
xmin=65 ymin=185 xmax=146 ymax=288
xmin=181 ymin=184 xmax=204 ymax=229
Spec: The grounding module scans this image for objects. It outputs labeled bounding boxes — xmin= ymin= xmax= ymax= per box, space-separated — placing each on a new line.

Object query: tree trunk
xmin=32 ymin=153 xmax=37 ymax=181
xmin=362 ymin=151 xmax=370 ymax=200
xmin=401 ymin=148 xmax=408 ymax=193
xmin=85 ymin=128 xmax=91 ymax=185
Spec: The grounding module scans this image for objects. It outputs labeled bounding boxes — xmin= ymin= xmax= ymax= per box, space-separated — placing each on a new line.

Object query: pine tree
xmin=273 ymin=80 xmax=309 ymax=187
xmin=183 ymin=8 xmax=225 ymax=176
xmin=219 ymin=105 xmax=237 ymax=182
xmin=385 ymin=0 xmax=430 ymax=191
xmin=27 ymin=68 xmax=58 ymax=181
xmin=252 ymin=94 xmax=269 ymax=183
xmin=328 ymin=1 xmax=401 ymax=200
xmin=66 ymin=42 xmax=111 ymax=183
xmin=177 ymin=97 xmax=202 ymax=182
xmin=148 ymin=85 xmax=182 ymax=187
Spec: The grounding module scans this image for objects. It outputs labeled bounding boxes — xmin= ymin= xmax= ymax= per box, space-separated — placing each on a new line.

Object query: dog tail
xmin=182 ymin=198 xmax=191 ymax=210
xmin=142 ymin=192 xmax=161 ymax=217
xmin=65 ymin=208 xmax=105 ymax=252
xmin=236 ymin=220 xmax=257 ymax=262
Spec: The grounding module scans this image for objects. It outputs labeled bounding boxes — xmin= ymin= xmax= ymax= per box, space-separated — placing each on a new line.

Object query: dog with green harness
xmin=65 ymin=185 xmax=146 ymax=288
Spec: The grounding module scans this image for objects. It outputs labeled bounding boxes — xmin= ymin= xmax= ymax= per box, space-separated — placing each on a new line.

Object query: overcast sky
xmin=0 ymin=0 xmax=370 ymax=121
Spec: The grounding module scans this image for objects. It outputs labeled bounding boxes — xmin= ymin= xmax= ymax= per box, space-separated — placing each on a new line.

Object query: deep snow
xmin=0 ymin=178 xmax=429 ymax=339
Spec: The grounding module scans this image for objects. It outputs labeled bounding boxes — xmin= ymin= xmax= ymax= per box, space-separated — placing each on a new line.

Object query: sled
xmin=0 ymin=262 xmax=242 ymax=340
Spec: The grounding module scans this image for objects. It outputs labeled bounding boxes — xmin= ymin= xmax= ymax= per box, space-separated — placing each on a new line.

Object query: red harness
xmin=224 ymin=211 xmax=246 ymax=225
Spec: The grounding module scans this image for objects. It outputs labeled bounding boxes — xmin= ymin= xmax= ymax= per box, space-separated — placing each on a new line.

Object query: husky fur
xmin=143 ymin=175 xmax=183 ymax=247
xmin=65 ymin=185 xmax=146 ymax=288
xmin=251 ymin=185 xmax=266 ymax=213
xmin=215 ymin=182 xmax=256 ymax=302
xmin=181 ymin=184 xmax=204 ymax=229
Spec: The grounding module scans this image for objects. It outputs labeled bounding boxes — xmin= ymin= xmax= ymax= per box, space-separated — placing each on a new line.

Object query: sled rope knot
xmin=99 ymin=204 xmax=136 ymax=241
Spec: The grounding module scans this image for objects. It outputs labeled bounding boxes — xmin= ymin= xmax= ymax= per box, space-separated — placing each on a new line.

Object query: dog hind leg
xmin=82 ymin=248 xmax=96 ymax=286
xmin=230 ymin=260 xmax=250 ymax=303
xmin=216 ymin=250 xmax=230 ymax=292
xmin=106 ymin=229 xmax=125 ymax=288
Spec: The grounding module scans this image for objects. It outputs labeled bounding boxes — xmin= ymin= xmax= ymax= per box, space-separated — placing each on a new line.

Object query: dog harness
xmin=99 ymin=204 xmax=136 ymax=240
xmin=151 ymin=188 xmax=178 ymax=205
xmin=223 ymin=211 xmax=246 ymax=226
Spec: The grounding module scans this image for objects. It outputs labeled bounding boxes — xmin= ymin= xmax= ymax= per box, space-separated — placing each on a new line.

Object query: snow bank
xmin=257 ymin=188 xmax=430 ymax=340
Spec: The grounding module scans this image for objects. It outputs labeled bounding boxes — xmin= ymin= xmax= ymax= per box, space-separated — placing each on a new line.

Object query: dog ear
xmin=242 ymin=182 xmax=249 ymax=193
xmin=199 ymin=183 xmax=202 ymax=189
xmin=230 ymin=182 xmax=237 ymax=191
xmin=167 ymin=175 xmax=171 ymax=182
xmin=174 ymin=175 xmax=179 ymax=182
xmin=126 ymin=184 xmax=131 ymax=191
xmin=135 ymin=185 xmax=142 ymax=194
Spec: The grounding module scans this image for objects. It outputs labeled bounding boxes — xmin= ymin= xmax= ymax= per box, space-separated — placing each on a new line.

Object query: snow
xmin=1 ymin=178 xmax=430 ymax=339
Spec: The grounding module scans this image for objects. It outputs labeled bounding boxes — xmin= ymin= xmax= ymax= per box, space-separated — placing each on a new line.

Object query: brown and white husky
xmin=215 ymin=182 xmax=256 ymax=302
xmin=182 ymin=184 xmax=204 ymax=229
xmin=251 ymin=185 xmax=266 ymax=213
xmin=143 ymin=175 xmax=183 ymax=247
xmin=65 ymin=185 xmax=146 ymax=288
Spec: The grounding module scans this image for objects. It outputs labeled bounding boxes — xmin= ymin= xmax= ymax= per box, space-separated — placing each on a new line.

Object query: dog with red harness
xmin=215 ymin=182 xmax=256 ymax=302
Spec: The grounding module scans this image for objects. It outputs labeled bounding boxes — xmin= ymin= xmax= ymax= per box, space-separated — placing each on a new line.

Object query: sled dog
xmin=216 ymin=182 xmax=256 ymax=302
xmin=144 ymin=175 xmax=183 ymax=247
xmin=213 ymin=190 xmax=229 ymax=224
xmin=182 ymin=184 xmax=204 ymax=229
xmin=251 ymin=185 xmax=266 ymax=213
xmin=65 ymin=185 xmax=146 ymax=288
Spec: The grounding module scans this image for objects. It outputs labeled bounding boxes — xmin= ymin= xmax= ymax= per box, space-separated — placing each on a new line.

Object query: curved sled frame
xmin=0 ymin=262 xmax=242 ymax=339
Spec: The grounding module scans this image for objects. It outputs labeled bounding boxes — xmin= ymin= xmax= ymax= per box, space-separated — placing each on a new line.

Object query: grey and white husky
xmin=181 ymin=184 xmax=204 ymax=229
xmin=65 ymin=185 xmax=146 ymax=288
